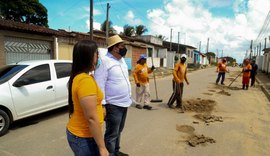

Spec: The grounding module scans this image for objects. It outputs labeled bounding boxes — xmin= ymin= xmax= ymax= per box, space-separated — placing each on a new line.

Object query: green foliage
xmin=156 ymin=34 xmax=167 ymax=41
xmin=122 ymin=24 xmax=134 ymax=37
xmin=100 ymin=20 xmax=116 ymax=33
xmin=0 ymin=0 xmax=48 ymax=27
xmin=135 ymin=25 xmax=148 ymax=36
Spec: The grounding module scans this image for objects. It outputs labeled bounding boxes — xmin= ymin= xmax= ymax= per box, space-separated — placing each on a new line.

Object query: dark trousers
xmin=167 ymin=80 xmax=184 ymax=107
xmin=66 ymin=129 xmax=100 ymax=156
xmin=216 ymin=72 xmax=225 ymax=84
xmin=250 ymin=74 xmax=256 ymax=86
xmin=105 ymin=104 xmax=128 ymax=156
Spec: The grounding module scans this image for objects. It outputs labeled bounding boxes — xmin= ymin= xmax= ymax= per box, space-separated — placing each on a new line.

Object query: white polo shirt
xmin=94 ymin=52 xmax=132 ymax=107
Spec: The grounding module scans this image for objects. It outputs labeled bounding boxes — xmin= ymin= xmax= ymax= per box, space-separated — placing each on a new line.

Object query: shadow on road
xmin=9 ymin=106 xmax=68 ymax=129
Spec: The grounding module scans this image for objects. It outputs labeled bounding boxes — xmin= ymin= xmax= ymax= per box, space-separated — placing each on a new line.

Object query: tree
xmin=205 ymin=52 xmax=216 ymax=63
xmin=100 ymin=20 xmax=116 ymax=34
xmin=156 ymin=34 xmax=168 ymax=41
xmin=122 ymin=24 xmax=134 ymax=37
xmin=135 ymin=25 xmax=147 ymax=36
xmin=0 ymin=0 xmax=48 ymax=27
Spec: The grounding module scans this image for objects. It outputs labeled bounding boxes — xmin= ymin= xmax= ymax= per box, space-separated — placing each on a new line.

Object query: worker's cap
xmin=137 ymin=54 xmax=147 ymax=62
xmin=181 ymin=54 xmax=187 ymax=59
xmin=107 ymin=35 xmax=124 ymax=48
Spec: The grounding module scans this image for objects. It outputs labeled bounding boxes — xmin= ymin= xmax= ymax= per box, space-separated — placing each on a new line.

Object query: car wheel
xmin=0 ymin=110 xmax=10 ymax=137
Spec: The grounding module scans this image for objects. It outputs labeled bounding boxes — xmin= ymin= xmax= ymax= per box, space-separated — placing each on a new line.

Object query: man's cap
xmin=137 ymin=54 xmax=147 ymax=62
xmin=107 ymin=35 xmax=123 ymax=48
xmin=181 ymin=54 xmax=187 ymax=59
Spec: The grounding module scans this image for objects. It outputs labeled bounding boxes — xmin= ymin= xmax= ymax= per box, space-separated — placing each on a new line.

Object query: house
xmin=163 ymin=41 xmax=196 ymax=68
xmin=135 ymin=35 xmax=167 ymax=68
xmin=262 ymin=48 xmax=270 ymax=74
xmin=0 ymin=19 xmax=151 ymax=71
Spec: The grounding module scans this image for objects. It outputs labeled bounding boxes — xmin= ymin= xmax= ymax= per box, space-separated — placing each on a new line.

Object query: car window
xmin=16 ymin=64 xmax=51 ymax=85
xmin=54 ymin=63 xmax=72 ymax=79
xmin=0 ymin=65 xmax=28 ymax=84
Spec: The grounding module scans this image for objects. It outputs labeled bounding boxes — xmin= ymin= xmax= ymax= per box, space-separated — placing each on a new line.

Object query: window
xmin=0 ymin=65 xmax=28 ymax=84
xmin=55 ymin=63 xmax=72 ymax=79
xmin=16 ymin=64 xmax=51 ymax=85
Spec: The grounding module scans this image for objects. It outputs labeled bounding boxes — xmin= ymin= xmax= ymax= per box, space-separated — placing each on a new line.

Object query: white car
xmin=0 ymin=60 xmax=72 ymax=136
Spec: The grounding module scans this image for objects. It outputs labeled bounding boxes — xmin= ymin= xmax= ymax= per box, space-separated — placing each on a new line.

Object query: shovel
xmin=228 ymin=72 xmax=242 ymax=87
xmin=150 ymin=51 xmax=163 ymax=103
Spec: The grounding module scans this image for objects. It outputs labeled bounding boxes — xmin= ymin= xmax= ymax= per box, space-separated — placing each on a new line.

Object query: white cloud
xmin=113 ymin=25 xmax=123 ymax=34
xmin=86 ymin=20 xmax=101 ymax=31
xmin=124 ymin=10 xmax=143 ymax=25
xmin=147 ymin=0 xmax=270 ymax=62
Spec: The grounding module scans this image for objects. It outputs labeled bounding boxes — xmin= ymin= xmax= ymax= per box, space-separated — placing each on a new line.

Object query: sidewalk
xmin=256 ymin=71 xmax=270 ymax=101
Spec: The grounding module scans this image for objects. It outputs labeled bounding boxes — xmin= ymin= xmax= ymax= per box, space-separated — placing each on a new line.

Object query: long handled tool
xmin=150 ymin=52 xmax=163 ymax=103
xmin=228 ymin=72 xmax=242 ymax=87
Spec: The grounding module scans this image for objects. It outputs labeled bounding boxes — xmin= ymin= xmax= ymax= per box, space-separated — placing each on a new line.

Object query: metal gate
xmin=4 ymin=37 xmax=52 ymax=64
xmin=167 ymin=51 xmax=176 ymax=69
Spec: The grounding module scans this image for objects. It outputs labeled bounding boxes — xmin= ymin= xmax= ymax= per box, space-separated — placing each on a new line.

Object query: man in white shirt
xmin=94 ymin=35 xmax=132 ymax=156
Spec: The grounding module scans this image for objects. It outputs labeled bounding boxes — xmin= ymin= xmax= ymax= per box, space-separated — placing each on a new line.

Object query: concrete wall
xmin=0 ymin=30 xmax=54 ymax=66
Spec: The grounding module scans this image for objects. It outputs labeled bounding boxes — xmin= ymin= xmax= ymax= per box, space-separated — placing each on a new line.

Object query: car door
xmin=53 ymin=62 xmax=71 ymax=107
xmin=10 ymin=64 xmax=55 ymax=118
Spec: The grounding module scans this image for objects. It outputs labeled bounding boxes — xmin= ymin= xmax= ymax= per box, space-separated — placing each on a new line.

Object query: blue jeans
xmin=105 ymin=104 xmax=128 ymax=156
xmin=216 ymin=72 xmax=225 ymax=84
xmin=66 ymin=129 xmax=100 ymax=156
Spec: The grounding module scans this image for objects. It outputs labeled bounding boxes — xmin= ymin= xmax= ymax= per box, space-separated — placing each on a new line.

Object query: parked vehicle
xmin=0 ymin=60 xmax=72 ymax=136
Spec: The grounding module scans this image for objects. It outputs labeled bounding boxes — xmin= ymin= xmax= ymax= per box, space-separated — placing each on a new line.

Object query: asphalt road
xmin=0 ymin=67 xmax=270 ymax=156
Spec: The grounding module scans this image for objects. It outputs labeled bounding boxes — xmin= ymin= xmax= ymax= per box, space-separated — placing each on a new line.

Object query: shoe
xmin=221 ymin=83 xmax=225 ymax=85
xmin=167 ymin=104 xmax=173 ymax=108
xmin=143 ymin=105 xmax=152 ymax=110
xmin=135 ymin=104 xmax=142 ymax=109
xmin=118 ymin=151 xmax=129 ymax=156
xmin=176 ymin=108 xmax=184 ymax=113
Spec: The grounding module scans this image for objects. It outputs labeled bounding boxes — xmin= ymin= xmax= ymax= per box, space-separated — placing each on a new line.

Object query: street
xmin=0 ymin=67 xmax=270 ymax=156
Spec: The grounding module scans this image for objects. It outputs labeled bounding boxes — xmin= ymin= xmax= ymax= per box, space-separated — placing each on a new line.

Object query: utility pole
xmin=221 ymin=49 xmax=223 ymax=57
xmin=206 ymin=38 xmax=209 ymax=53
xmin=169 ymin=28 xmax=172 ymax=52
xmin=259 ymin=42 xmax=262 ymax=56
xmin=177 ymin=32 xmax=180 ymax=53
xmin=264 ymin=37 xmax=267 ymax=49
xmin=257 ymin=45 xmax=259 ymax=56
xmin=249 ymin=40 xmax=253 ymax=59
xmin=106 ymin=3 xmax=110 ymax=45
xmin=90 ymin=0 xmax=93 ymax=40
xmin=199 ymin=41 xmax=201 ymax=52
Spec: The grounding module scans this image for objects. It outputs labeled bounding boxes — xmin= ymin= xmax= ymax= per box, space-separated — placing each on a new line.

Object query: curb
xmin=256 ymin=77 xmax=270 ymax=102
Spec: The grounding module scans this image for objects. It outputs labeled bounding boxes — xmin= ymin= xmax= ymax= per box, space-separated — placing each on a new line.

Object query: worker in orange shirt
xmin=216 ymin=58 xmax=228 ymax=85
xmin=242 ymin=59 xmax=252 ymax=90
xmin=133 ymin=54 xmax=155 ymax=110
xmin=167 ymin=54 xmax=189 ymax=112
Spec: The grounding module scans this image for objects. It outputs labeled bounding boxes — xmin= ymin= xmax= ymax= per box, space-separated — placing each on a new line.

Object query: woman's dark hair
xmin=68 ymin=40 xmax=98 ymax=117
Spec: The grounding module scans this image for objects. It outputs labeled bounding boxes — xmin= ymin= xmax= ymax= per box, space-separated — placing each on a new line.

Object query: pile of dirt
xmin=228 ymin=86 xmax=242 ymax=90
xmin=208 ymin=89 xmax=216 ymax=92
xmin=193 ymin=113 xmax=223 ymax=123
xmin=217 ymin=90 xmax=231 ymax=96
xmin=187 ymin=134 xmax=216 ymax=147
xmin=183 ymin=99 xmax=216 ymax=113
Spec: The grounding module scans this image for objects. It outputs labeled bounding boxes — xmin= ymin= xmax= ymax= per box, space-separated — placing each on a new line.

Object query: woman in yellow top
xmin=66 ymin=40 xmax=108 ymax=156
xmin=133 ymin=54 xmax=155 ymax=110
xmin=167 ymin=54 xmax=189 ymax=112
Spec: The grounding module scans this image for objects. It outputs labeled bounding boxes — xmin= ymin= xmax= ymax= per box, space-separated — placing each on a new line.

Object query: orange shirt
xmin=133 ymin=63 xmax=152 ymax=85
xmin=242 ymin=64 xmax=252 ymax=77
xmin=67 ymin=73 xmax=104 ymax=138
xmin=217 ymin=62 xmax=227 ymax=72
xmin=173 ymin=63 xmax=188 ymax=83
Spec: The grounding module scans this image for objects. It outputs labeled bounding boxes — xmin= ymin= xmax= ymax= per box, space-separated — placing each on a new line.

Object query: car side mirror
xmin=13 ymin=80 xmax=28 ymax=87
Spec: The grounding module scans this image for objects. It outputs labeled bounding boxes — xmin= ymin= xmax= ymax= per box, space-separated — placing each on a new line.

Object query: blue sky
xmin=40 ymin=0 xmax=270 ymax=63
